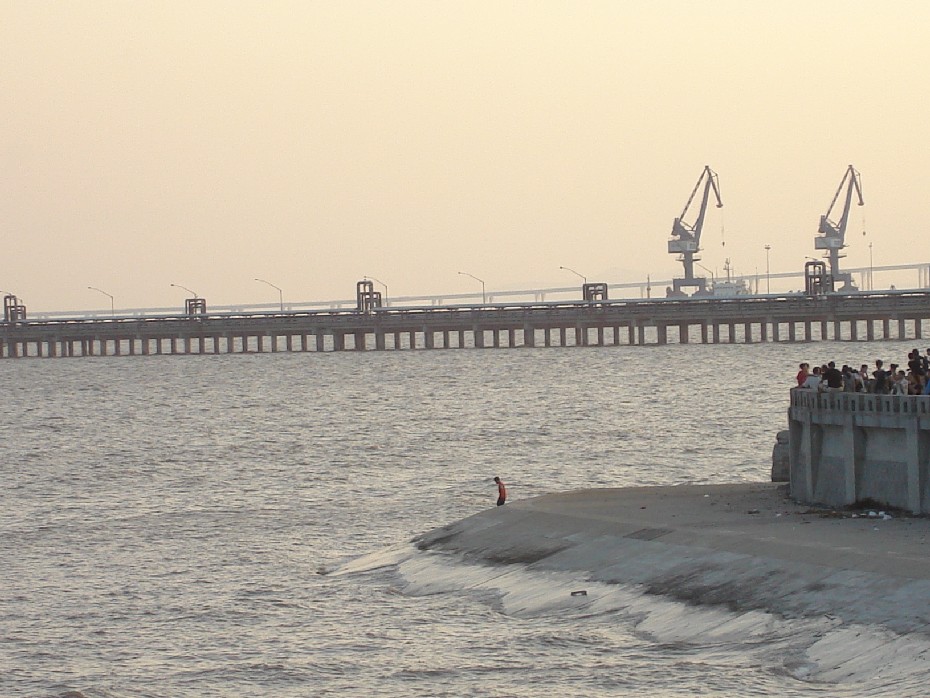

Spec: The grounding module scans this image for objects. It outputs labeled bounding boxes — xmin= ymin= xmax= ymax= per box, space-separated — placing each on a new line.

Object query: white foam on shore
xmin=321 ymin=543 xmax=414 ymax=576
xmin=364 ymin=546 xmax=930 ymax=687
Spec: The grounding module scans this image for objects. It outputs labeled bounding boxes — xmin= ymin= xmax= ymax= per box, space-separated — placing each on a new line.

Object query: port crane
xmin=667 ymin=165 xmax=723 ymax=296
xmin=814 ymin=164 xmax=864 ymax=290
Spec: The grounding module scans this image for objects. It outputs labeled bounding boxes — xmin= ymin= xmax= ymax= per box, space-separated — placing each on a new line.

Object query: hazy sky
xmin=3 ymin=1 xmax=929 ymax=311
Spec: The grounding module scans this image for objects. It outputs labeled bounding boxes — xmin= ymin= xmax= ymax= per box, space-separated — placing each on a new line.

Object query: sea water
xmin=2 ymin=340 xmax=927 ymax=697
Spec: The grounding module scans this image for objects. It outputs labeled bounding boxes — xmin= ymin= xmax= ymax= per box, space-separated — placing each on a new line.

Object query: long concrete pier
xmin=4 ymin=290 xmax=930 ymax=359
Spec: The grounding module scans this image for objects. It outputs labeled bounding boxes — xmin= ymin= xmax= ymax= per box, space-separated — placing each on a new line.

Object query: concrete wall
xmin=788 ymin=388 xmax=930 ymax=513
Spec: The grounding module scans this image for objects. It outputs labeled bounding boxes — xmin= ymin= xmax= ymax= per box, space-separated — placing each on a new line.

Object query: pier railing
xmin=789 ymin=387 xmax=930 ymax=416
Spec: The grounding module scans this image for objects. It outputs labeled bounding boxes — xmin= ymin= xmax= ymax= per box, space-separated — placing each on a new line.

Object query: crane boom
xmin=814 ymin=165 xmax=864 ymax=289
xmin=668 ymin=165 xmax=723 ymax=294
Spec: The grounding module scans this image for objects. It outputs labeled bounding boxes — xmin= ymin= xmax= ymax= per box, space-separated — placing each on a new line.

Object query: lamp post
xmin=764 ymin=244 xmax=771 ymax=294
xmin=869 ymin=242 xmax=873 ymax=291
xmin=457 ymin=271 xmax=486 ymax=304
xmin=364 ymin=275 xmax=389 ymax=305
xmin=696 ymin=263 xmax=716 ymax=285
xmin=87 ymin=286 xmax=114 ymax=315
xmin=254 ymin=278 xmax=284 ymax=311
xmin=558 ymin=265 xmax=587 ymax=284
xmin=170 ymin=283 xmax=198 ymax=298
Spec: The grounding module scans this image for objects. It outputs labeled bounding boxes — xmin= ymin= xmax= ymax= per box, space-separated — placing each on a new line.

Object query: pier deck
xmin=3 ymin=291 xmax=930 ymax=358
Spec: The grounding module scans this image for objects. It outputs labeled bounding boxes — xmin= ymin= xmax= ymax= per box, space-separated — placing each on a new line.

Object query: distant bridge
xmin=28 ymin=262 xmax=930 ymax=320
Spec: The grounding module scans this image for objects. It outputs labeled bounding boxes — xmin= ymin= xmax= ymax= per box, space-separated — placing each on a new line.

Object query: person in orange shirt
xmin=494 ymin=476 xmax=506 ymax=506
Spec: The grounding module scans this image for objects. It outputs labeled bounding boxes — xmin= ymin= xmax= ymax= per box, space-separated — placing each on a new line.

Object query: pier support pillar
xmin=834 ymin=320 xmax=842 ymax=341
xmin=712 ymin=324 xmax=720 ymax=344
xmin=508 ymin=328 xmax=516 ymax=347
xmin=761 ymin=321 xmax=769 ymax=342
xmin=679 ymin=323 xmax=689 ymax=344
xmin=866 ymin=320 xmax=875 ymax=341
xmin=316 ymin=334 xmax=325 ymax=352
xmin=375 ymin=332 xmax=386 ymax=350
xmin=458 ymin=329 xmax=465 ymax=348
xmin=442 ymin=330 xmax=450 ymax=348
xmin=788 ymin=323 xmax=796 ymax=342
xmin=637 ymin=324 xmax=646 ymax=345
xmin=804 ymin=321 xmax=812 ymax=341
xmin=899 ymin=318 xmax=907 ymax=340
xmin=905 ymin=420 xmax=924 ymax=513
xmin=820 ymin=320 xmax=828 ymax=341
xmin=355 ymin=331 xmax=367 ymax=350
xmin=744 ymin=322 xmax=753 ymax=343
xmin=544 ymin=328 xmax=551 ymax=347
xmin=423 ymin=330 xmax=434 ymax=349
xmin=850 ymin=321 xmax=858 ymax=341
xmin=334 ymin=333 xmax=345 ymax=351
xmin=574 ymin=326 xmax=584 ymax=346
xmin=474 ymin=328 xmax=485 ymax=348
xmin=700 ymin=322 xmax=709 ymax=344
xmin=917 ymin=319 xmax=923 ymax=340
xmin=657 ymin=324 xmax=668 ymax=345
xmin=524 ymin=325 xmax=536 ymax=348
xmin=560 ymin=327 xmax=568 ymax=346
xmin=596 ymin=326 xmax=605 ymax=346
xmin=883 ymin=318 xmax=891 ymax=339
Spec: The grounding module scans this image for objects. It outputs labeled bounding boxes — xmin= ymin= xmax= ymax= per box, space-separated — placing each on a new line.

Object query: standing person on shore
xmin=860 ymin=364 xmax=871 ymax=392
xmin=873 ymin=360 xmax=888 ymax=394
xmin=824 ymin=362 xmax=844 ymax=391
xmin=493 ymin=476 xmax=507 ymax=506
xmin=802 ymin=366 xmax=822 ymax=390
xmin=796 ymin=363 xmax=810 ymax=387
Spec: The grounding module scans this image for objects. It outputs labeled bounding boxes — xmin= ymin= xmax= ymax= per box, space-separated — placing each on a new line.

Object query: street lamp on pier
xmin=254 ymin=278 xmax=284 ymax=311
xmin=87 ymin=286 xmax=114 ymax=315
xmin=457 ymin=271 xmax=486 ymax=304
xmin=696 ymin=263 xmax=716 ymax=284
xmin=558 ymin=265 xmax=587 ymax=284
xmin=364 ymin=275 xmax=389 ymax=305
xmin=170 ymin=283 xmax=198 ymax=298
xmin=764 ymin=245 xmax=771 ymax=294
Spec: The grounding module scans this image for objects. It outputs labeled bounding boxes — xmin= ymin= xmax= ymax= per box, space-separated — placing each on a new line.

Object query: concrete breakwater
xmin=412 ymin=484 xmax=930 ymax=637
xmin=5 ymin=290 xmax=930 ymax=358
xmin=382 ymin=484 xmax=930 ymax=685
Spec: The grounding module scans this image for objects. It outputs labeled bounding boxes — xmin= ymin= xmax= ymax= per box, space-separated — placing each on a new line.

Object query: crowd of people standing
xmin=796 ymin=349 xmax=930 ymax=395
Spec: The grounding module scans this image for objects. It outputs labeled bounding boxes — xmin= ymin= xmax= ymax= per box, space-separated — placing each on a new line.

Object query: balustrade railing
xmin=790 ymin=387 xmax=930 ymax=415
